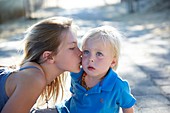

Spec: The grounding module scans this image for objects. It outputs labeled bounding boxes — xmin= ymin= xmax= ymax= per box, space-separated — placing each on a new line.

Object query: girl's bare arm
xmin=1 ymin=71 xmax=46 ymax=113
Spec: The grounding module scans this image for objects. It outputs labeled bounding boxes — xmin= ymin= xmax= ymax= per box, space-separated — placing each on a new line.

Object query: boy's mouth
xmin=87 ymin=66 xmax=95 ymax=70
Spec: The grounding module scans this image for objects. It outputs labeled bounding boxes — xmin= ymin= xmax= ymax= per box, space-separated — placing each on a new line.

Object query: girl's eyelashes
xmin=69 ymin=47 xmax=76 ymax=50
xmin=69 ymin=43 xmax=77 ymax=50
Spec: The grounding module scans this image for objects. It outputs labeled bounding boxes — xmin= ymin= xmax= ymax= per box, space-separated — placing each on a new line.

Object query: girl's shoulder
xmin=17 ymin=63 xmax=46 ymax=86
xmin=18 ymin=68 xmax=46 ymax=86
xmin=6 ymin=68 xmax=46 ymax=97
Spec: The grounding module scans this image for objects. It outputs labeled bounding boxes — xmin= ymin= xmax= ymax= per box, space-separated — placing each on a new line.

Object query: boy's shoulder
xmin=70 ymin=68 xmax=84 ymax=80
xmin=104 ymin=68 xmax=130 ymax=91
xmin=116 ymin=76 xmax=129 ymax=88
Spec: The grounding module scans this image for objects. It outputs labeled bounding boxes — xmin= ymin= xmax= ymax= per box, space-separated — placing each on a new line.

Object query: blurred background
xmin=0 ymin=0 xmax=170 ymax=113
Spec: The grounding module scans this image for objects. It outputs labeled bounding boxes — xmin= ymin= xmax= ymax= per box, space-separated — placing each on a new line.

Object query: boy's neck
xmin=85 ymin=74 xmax=102 ymax=88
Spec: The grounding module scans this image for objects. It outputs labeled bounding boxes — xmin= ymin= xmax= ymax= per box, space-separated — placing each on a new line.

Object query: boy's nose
xmin=89 ymin=58 xmax=94 ymax=62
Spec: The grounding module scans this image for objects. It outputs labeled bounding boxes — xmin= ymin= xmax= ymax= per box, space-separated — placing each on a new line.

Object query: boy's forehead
xmin=83 ymin=37 xmax=114 ymax=51
xmin=85 ymin=37 xmax=110 ymax=45
xmin=84 ymin=39 xmax=110 ymax=49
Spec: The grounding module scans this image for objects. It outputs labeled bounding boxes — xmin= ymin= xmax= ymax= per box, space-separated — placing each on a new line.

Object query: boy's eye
xmin=83 ymin=50 xmax=89 ymax=55
xmin=96 ymin=52 xmax=103 ymax=56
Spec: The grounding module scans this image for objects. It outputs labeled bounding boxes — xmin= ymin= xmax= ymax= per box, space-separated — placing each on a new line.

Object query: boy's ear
xmin=42 ymin=51 xmax=55 ymax=63
xmin=110 ymin=58 xmax=117 ymax=67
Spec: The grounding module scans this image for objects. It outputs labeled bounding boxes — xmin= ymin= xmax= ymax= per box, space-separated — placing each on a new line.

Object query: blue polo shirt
xmin=57 ymin=68 xmax=136 ymax=113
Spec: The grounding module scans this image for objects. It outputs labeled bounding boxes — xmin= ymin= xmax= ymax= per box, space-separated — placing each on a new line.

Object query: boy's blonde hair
xmin=82 ymin=26 xmax=122 ymax=70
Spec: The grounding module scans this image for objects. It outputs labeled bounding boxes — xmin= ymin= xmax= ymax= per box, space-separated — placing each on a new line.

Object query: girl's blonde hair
xmin=82 ymin=26 xmax=122 ymax=70
xmin=21 ymin=17 xmax=77 ymax=107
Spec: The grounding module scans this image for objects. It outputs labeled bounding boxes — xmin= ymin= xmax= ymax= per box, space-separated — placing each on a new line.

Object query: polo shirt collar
xmin=85 ymin=68 xmax=118 ymax=93
xmin=99 ymin=68 xmax=118 ymax=91
xmin=74 ymin=68 xmax=118 ymax=93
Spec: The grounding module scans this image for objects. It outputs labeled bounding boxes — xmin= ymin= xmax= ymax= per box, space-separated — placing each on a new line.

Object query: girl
xmin=0 ymin=17 xmax=82 ymax=113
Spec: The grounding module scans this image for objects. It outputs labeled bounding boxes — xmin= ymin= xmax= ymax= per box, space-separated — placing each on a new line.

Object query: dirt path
xmin=0 ymin=1 xmax=170 ymax=112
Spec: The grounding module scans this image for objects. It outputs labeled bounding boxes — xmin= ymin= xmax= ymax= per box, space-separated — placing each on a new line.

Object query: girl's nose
xmin=77 ymin=48 xmax=82 ymax=57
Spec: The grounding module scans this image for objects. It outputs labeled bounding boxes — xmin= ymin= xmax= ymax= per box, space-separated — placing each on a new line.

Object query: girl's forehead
xmin=63 ymin=30 xmax=77 ymax=43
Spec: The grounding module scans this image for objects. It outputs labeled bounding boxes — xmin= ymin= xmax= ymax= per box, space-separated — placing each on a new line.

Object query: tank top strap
xmin=19 ymin=66 xmax=41 ymax=71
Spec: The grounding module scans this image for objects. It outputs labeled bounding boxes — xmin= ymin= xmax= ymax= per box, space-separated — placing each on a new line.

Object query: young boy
xmin=57 ymin=26 xmax=136 ymax=113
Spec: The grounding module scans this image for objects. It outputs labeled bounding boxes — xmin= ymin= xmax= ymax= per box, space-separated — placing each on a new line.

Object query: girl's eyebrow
xmin=68 ymin=42 xmax=77 ymax=47
xmin=68 ymin=41 xmax=77 ymax=44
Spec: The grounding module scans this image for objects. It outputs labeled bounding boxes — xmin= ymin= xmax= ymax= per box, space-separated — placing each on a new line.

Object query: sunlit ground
xmin=44 ymin=0 xmax=121 ymax=9
xmin=0 ymin=1 xmax=170 ymax=112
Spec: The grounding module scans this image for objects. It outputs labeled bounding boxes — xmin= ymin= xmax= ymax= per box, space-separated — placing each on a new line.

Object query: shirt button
xmin=85 ymin=94 xmax=88 ymax=96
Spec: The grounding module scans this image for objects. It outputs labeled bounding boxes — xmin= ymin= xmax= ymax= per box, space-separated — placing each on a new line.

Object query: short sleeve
xmin=118 ymin=81 xmax=136 ymax=108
